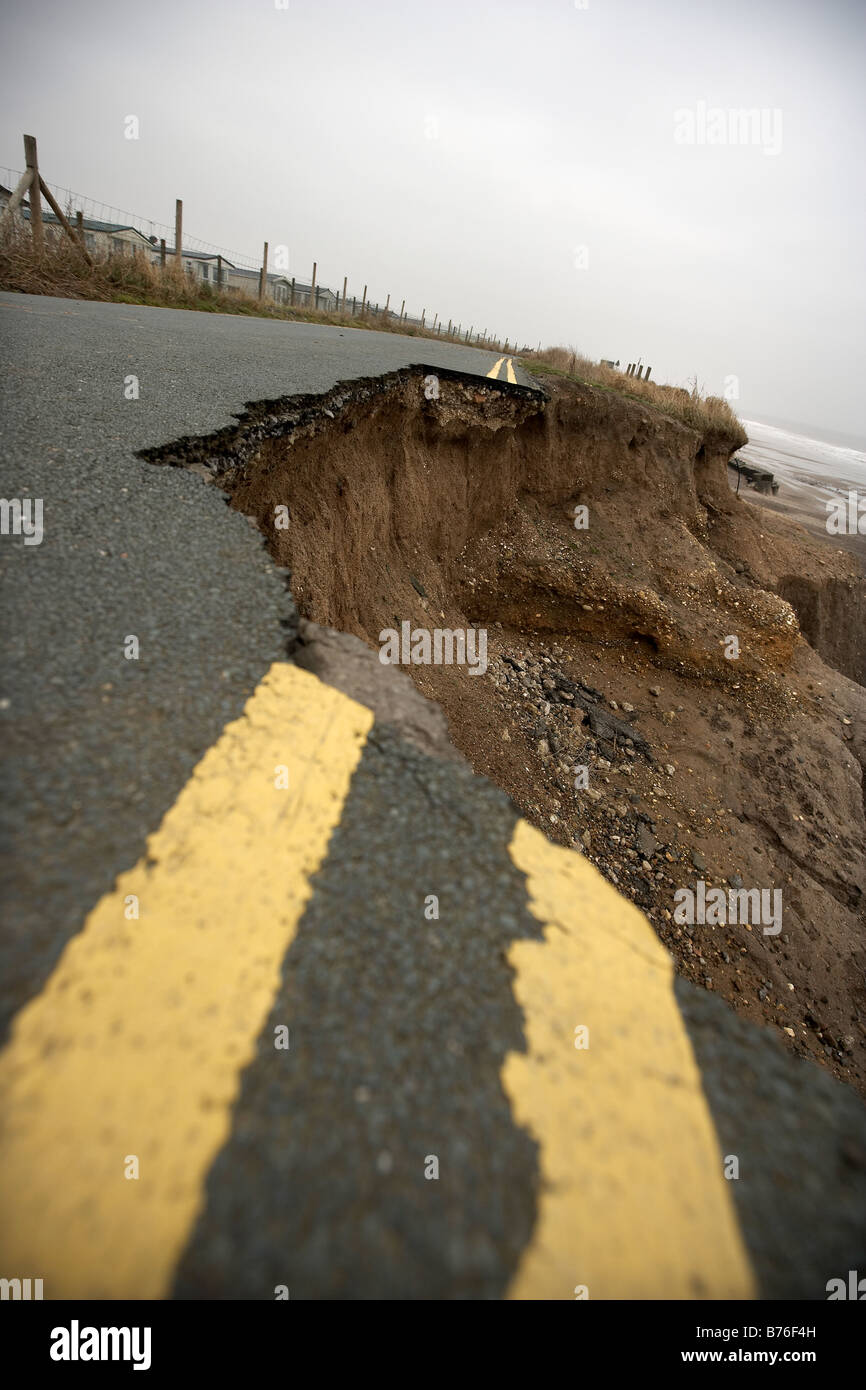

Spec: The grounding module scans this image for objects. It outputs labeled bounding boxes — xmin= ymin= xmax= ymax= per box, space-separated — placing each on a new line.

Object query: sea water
xmin=739 ymin=420 xmax=866 ymax=500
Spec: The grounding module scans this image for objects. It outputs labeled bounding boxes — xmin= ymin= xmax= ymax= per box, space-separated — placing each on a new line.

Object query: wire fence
xmin=1 ymin=145 xmax=522 ymax=349
xmin=0 ymin=166 xmax=262 ymax=271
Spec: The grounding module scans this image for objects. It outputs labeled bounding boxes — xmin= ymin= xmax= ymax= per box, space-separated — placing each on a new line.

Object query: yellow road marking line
xmin=503 ymin=820 xmax=755 ymax=1300
xmin=0 ymin=663 xmax=373 ymax=1299
xmin=486 ymin=356 xmax=506 ymax=379
xmin=505 ymin=357 xmax=517 ymax=385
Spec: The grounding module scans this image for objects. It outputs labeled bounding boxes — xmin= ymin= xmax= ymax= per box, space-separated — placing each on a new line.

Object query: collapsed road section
xmin=141 ymin=361 xmax=866 ymax=1102
xmin=3 ymin=327 xmax=865 ymax=1300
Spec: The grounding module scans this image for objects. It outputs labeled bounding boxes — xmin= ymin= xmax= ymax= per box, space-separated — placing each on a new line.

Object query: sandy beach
xmin=731 ymin=419 xmax=866 ymax=568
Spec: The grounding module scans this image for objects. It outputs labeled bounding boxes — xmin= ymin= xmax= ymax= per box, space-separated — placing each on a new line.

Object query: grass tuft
xmin=521 ymin=346 xmax=748 ymax=446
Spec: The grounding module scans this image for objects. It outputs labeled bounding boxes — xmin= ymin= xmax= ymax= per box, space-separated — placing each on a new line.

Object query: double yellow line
xmin=486 ymin=355 xmax=517 ymax=385
xmin=0 ymin=662 xmax=755 ymax=1300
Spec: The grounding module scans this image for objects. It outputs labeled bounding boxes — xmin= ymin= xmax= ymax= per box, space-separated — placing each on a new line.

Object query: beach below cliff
xmin=734 ymin=418 xmax=866 ymax=567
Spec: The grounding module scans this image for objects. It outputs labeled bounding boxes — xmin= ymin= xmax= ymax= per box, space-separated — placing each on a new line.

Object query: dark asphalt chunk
xmin=674 ymin=976 xmax=866 ymax=1299
xmin=172 ymin=724 xmax=543 ymax=1300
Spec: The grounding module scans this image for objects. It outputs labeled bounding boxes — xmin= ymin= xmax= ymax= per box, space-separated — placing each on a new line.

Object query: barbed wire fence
xmin=0 ymin=138 xmax=524 ymax=350
xmin=0 ymin=165 xmax=263 ymax=271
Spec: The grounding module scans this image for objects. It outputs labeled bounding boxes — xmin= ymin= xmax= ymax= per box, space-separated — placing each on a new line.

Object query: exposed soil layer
xmin=776 ymin=575 xmax=866 ymax=688
xmin=141 ymin=368 xmax=866 ymax=1097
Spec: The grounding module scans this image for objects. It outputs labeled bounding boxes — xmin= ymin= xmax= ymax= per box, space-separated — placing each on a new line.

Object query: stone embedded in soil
xmin=636 ymin=823 xmax=658 ymax=859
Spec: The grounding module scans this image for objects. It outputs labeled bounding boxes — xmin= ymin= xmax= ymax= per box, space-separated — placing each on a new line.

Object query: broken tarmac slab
xmin=137 ymin=362 xmax=546 ymax=483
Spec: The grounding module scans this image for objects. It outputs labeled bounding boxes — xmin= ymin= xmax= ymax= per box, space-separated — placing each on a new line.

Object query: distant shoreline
xmin=729 ymin=418 xmax=865 ymax=569
xmin=729 ymin=452 xmax=866 ymax=569
xmin=743 ymin=415 xmax=866 ymax=456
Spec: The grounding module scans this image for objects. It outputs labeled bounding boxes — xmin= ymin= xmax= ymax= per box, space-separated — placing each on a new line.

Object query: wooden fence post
xmin=645 ymin=366 xmax=652 ymax=381
xmin=310 ymin=261 xmax=317 ymax=309
xmin=290 ymin=277 xmax=295 ymax=305
xmin=159 ymin=237 xmax=166 ymax=267
xmin=259 ymin=241 xmax=269 ymax=300
xmin=23 ymin=135 xmax=43 ymax=253
xmin=35 ymin=175 xmax=93 ymax=264
xmin=75 ymin=211 xmax=84 ymax=246
xmin=361 ymin=285 xmax=367 ymax=314
xmin=6 ymin=137 xmax=92 ymax=264
xmin=399 ymin=299 xmax=405 ymax=320
xmin=342 ymin=275 xmax=347 ymax=312
xmin=174 ymin=199 xmax=182 ymax=269
xmin=216 ymin=254 xmax=222 ymax=288
xmin=421 ymin=309 xmax=425 ymax=328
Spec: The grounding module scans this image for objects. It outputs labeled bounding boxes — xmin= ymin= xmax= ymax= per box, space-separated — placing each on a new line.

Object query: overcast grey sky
xmin=2 ymin=0 xmax=864 ymax=440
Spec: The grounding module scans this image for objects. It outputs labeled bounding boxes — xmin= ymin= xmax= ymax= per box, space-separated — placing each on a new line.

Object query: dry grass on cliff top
xmin=522 ymin=346 xmax=748 ymax=447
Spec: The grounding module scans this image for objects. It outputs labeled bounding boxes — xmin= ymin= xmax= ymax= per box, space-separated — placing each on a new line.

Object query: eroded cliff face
xmin=775 ymin=575 xmax=866 ymax=688
xmin=141 ymin=365 xmax=866 ymax=1094
xmin=219 ymin=372 xmax=802 ymax=680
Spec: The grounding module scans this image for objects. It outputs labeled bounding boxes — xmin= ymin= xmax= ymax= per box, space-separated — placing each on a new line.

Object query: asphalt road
xmin=0 ymin=293 xmax=534 ymax=1045
xmin=1 ymin=291 xmax=865 ymax=1301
